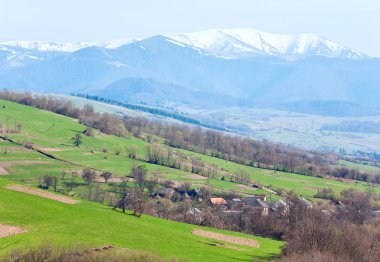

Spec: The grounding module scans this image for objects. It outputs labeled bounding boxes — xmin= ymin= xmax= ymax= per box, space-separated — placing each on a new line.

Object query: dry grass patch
xmin=0 ymin=167 xmax=8 ymax=175
xmin=192 ymin=229 xmax=260 ymax=248
xmin=38 ymin=147 xmax=64 ymax=152
xmin=0 ymin=224 xmax=25 ymax=238
xmin=236 ymin=184 xmax=257 ymax=191
xmin=5 ymin=184 xmax=79 ymax=204
xmin=187 ymin=174 xmax=207 ymax=180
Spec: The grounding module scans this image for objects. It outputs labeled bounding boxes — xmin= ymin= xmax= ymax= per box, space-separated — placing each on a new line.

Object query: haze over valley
xmin=1 ymin=28 xmax=380 ymax=154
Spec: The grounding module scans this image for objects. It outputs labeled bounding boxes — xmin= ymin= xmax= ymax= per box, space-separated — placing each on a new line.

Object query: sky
xmin=0 ymin=0 xmax=379 ymax=55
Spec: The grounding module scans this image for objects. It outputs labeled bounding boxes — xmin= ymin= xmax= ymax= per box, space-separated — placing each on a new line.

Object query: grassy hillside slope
xmin=0 ymin=178 xmax=283 ymax=261
xmin=0 ymin=99 xmax=379 ymax=200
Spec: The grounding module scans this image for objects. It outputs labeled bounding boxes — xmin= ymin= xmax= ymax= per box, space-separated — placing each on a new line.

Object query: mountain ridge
xmin=0 ymin=28 xmax=379 ymax=116
xmin=0 ymin=28 xmax=368 ymax=59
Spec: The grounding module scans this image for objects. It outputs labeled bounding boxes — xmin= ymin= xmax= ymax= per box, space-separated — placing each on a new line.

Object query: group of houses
xmin=152 ymin=187 xmax=313 ymax=217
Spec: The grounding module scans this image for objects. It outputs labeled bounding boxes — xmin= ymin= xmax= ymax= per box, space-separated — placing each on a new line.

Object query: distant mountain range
xmin=1 ymin=28 xmax=379 ymax=116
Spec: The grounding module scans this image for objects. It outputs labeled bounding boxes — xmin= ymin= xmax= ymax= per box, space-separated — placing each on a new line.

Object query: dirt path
xmin=0 ymin=160 xmax=47 ymax=175
xmin=192 ymin=229 xmax=260 ymax=248
xmin=6 ymin=184 xmax=79 ymax=204
xmin=0 ymin=224 xmax=25 ymax=238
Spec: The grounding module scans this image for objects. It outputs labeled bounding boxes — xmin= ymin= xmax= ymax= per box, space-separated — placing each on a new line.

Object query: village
xmin=152 ymin=185 xmax=312 ymax=218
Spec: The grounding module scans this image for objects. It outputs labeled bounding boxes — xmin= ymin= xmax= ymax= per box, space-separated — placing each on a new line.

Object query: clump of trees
xmin=38 ymin=175 xmax=59 ymax=192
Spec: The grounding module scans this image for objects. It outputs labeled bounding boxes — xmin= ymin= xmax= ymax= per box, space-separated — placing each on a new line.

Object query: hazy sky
xmin=0 ymin=0 xmax=379 ymax=55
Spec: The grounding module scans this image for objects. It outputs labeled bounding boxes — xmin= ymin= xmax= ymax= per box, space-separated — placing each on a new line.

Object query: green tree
xmin=72 ymin=133 xmax=83 ymax=147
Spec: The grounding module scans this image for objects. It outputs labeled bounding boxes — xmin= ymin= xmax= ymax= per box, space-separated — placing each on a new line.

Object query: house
xmin=330 ymin=200 xmax=344 ymax=206
xmin=330 ymin=199 xmax=353 ymax=207
xmin=187 ymin=207 xmax=205 ymax=222
xmin=155 ymin=188 xmax=178 ymax=201
xmin=154 ymin=188 xmax=204 ymax=202
xmin=187 ymin=207 xmax=204 ymax=216
xmin=270 ymin=199 xmax=288 ymax=213
xmin=176 ymin=189 xmax=202 ymax=201
xmin=209 ymin=197 xmax=228 ymax=206
xmin=230 ymin=198 xmax=243 ymax=210
xmin=341 ymin=199 xmax=353 ymax=206
xmin=242 ymin=197 xmax=269 ymax=216
xmin=252 ymin=194 xmax=267 ymax=201
xmin=179 ymin=191 xmax=192 ymax=202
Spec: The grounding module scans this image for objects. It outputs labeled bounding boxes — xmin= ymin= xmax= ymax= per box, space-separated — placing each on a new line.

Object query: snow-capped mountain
xmin=0 ymin=41 xmax=97 ymax=52
xmin=0 ymin=28 xmax=367 ymax=59
xmin=165 ymin=28 xmax=366 ymax=59
xmin=0 ymin=38 xmax=138 ymax=52
xmin=0 ymin=28 xmax=379 ymax=115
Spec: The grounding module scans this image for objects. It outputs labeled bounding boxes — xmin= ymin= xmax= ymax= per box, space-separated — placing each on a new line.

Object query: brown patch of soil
xmin=326 ymin=176 xmax=353 ymax=184
xmin=0 ymin=167 xmax=8 ymax=175
xmin=0 ymin=161 xmax=47 ymax=175
xmin=187 ymin=174 xmax=207 ymax=180
xmin=192 ymin=228 xmax=260 ymax=248
xmin=39 ymin=147 xmax=63 ymax=152
xmin=6 ymin=184 xmax=79 ymax=204
xmin=0 ymin=224 xmax=26 ymax=238
xmin=237 ymin=184 xmax=257 ymax=191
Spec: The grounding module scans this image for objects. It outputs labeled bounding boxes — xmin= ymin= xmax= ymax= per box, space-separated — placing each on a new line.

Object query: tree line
xmin=71 ymin=93 xmax=225 ymax=131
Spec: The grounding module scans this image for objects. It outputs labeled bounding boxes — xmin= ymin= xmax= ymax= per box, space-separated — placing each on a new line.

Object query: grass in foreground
xmin=0 ymin=178 xmax=283 ymax=262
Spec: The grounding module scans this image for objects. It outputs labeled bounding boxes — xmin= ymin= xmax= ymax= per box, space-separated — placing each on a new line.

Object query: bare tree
xmin=114 ymin=145 xmax=122 ymax=155
xmin=128 ymin=145 xmax=137 ymax=158
xmin=131 ymin=165 xmax=148 ymax=190
xmin=52 ymin=176 xmax=59 ymax=192
xmin=128 ymin=188 xmax=148 ymax=218
xmin=100 ymin=172 xmax=112 ymax=183
xmin=43 ymin=176 xmax=53 ymax=189
xmin=82 ymin=168 xmax=96 ymax=184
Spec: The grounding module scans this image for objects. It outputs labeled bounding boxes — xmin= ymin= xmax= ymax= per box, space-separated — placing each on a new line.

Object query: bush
xmin=314 ymin=188 xmax=337 ymax=200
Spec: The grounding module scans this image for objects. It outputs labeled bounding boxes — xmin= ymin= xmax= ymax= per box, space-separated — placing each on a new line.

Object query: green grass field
xmin=0 ymin=178 xmax=283 ymax=261
xmin=1 ymin=99 xmax=379 ymax=200
xmin=2 ymin=98 xmax=380 ymax=260
xmin=339 ymin=160 xmax=380 ymax=174
xmin=175 ymin=149 xmax=380 ymax=200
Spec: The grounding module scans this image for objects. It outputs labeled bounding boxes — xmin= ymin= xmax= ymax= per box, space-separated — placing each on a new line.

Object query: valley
xmin=0 ymin=94 xmax=379 ymax=261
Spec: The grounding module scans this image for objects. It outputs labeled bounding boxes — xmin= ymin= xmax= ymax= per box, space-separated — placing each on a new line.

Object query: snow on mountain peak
xmin=164 ymin=28 xmax=365 ymax=59
xmin=0 ymin=38 xmax=139 ymax=52
xmin=0 ymin=41 xmax=98 ymax=52
xmin=0 ymin=28 xmax=366 ymax=59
